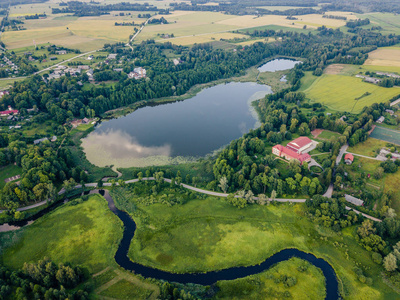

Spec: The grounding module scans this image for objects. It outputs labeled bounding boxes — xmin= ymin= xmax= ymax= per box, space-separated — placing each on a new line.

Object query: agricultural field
xmin=109 ymin=185 xmax=396 ymax=299
xmin=370 ymin=126 xmax=400 ymax=146
xmin=356 ymin=12 xmax=400 ymax=35
xmin=364 ymin=46 xmax=400 ymax=68
xmin=3 ymin=9 xmax=144 ymax=51
xmin=0 ymin=194 xmax=123 ymax=273
xmin=304 ymin=74 xmax=400 ymax=113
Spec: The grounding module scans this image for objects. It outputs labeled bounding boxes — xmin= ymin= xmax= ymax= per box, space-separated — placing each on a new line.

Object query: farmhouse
xmin=0 ymin=107 xmax=19 ymax=116
xmin=376 ymin=116 xmax=385 ymax=124
xmin=344 ymin=153 xmax=354 ymax=165
xmin=286 ymin=137 xmax=313 ymax=154
xmin=107 ymin=53 xmax=117 ymax=60
xmin=272 ymin=144 xmax=311 ymax=165
xmin=345 ymin=194 xmax=364 ymax=206
xmin=56 ymin=50 xmax=67 ymax=55
xmin=128 ymin=67 xmax=147 ymax=80
xmin=0 ymin=90 xmax=10 ymax=98
xmin=34 ymin=137 xmax=48 ymax=145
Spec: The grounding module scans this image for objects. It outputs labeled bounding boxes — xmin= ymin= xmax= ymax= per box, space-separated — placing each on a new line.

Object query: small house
xmin=82 ymin=117 xmax=89 ymax=124
xmin=345 ymin=194 xmax=364 ymax=206
xmin=376 ymin=116 xmax=385 ymax=124
xmin=34 ymin=137 xmax=48 ymax=145
xmin=56 ymin=50 xmax=67 ymax=55
xmin=344 ymin=153 xmax=354 ymax=165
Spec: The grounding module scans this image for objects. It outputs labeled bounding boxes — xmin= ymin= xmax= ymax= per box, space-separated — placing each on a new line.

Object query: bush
xmin=372 ymin=252 xmax=383 ymax=264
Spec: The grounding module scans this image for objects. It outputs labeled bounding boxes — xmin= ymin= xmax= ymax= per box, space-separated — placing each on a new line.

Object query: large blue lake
xmin=82 ymin=82 xmax=272 ymax=167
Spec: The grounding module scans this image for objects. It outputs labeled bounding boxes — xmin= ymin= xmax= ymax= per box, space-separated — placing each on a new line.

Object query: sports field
xmin=370 ymin=126 xmax=400 ymax=145
xmin=305 ymin=74 xmax=400 ymax=113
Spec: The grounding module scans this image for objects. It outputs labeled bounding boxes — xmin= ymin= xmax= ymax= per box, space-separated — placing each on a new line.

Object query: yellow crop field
xmin=135 ymin=11 xmax=240 ymax=43
xmin=159 ymin=32 xmax=248 ymax=46
xmin=216 ymin=14 xmax=349 ymax=29
xmin=364 ymin=47 xmax=400 ymax=67
xmin=305 ymin=74 xmax=400 ymax=113
xmin=237 ymin=38 xmax=274 ymax=46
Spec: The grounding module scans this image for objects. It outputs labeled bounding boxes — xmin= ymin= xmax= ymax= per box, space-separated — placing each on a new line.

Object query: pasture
xmin=1 ymin=194 xmax=123 ymax=273
xmin=109 ymin=185 xmax=397 ymax=299
xmin=304 ymin=74 xmax=400 ymax=113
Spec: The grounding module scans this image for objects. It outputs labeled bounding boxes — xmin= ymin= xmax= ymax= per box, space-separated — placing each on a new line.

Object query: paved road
xmin=323 ymin=184 xmax=334 ymax=198
xmin=346 ymin=152 xmax=386 ymax=162
xmin=336 ymin=144 xmax=349 ymax=165
xmin=126 ymin=17 xmax=151 ymax=50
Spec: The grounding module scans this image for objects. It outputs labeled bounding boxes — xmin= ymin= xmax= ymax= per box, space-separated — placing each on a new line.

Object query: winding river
xmin=96 ymin=189 xmax=339 ymax=299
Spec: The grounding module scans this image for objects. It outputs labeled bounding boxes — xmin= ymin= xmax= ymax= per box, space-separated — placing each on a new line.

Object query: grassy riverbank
xmin=0 ymin=194 xmax=123 ymax=273
xmin=216 ymin=257 xmax=326 ymax=299
xmin=110 ymin=184 xmax=397 ymax=299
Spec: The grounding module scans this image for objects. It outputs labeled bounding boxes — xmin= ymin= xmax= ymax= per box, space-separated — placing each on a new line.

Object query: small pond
xmin=258 ymin=58 xmax=302 ymax=72
xmin=82 ymin=82 xmax=272 ymax=167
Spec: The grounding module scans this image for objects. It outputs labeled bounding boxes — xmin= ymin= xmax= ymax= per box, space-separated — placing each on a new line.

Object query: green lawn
xmin=99 ymin=279 xmax=153 ymax=299
xmin=347 ymin=138 xmax=389 ymax=157
xmin=216 ymin=257 xmax=326 ymax=300
xmin=317 ymin=130 xmax=341 ymax=141
xmin=0 ymin=164 xmax=22 ymax=188
xmin=1 ymin=194 xmax=123 ymax=273
xmin=305 ymin=74 xmax=400 ymax=113
xmin=110 ymin=185 xmax=398 ymax=299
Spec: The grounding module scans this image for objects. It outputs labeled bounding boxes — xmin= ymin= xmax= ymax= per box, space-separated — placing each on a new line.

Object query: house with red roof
xmin=344 ymin=153 xmax=354 ymax=165
xmin=286 ymin=136 xmax=313 ymax=154
xmin=272 ymin=144 xmax=311 ymax=165
xmin=0 ymin=106 xmax=19 ymax=116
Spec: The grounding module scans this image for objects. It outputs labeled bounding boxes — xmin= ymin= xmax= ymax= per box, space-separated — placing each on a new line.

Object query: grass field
xmin=109 ymin=185 xmax=398 ymax=299
xmin=347 ymin=138 xmax=389 ymax=157
xmin=316 ymin=130 xmax=341 ymax=141
xmin=99 ymin=279 xmax=153 ymax=299
xmin=1 ymin=194 xmax=123 ymax=273
xmin=356 ymin=13 xmax=400 ymax=35
xmin=304 ymin=74 xmax=400 ymax=113
xmin=0 ymin=164 xmax=22 ymax=189
xmin=216 ymin=257 xmax=326 ymax=300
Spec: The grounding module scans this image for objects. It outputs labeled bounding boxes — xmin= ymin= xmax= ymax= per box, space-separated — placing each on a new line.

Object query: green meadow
xmin=216 ymin=257 xmax=326 ymax=300
xmin=305 ymin=74 xmax=400 ymax=113
xmin=1 ymin=194 xmax=123 ymax=273
xmin=110 ymin=184 xmax=397 ymax=300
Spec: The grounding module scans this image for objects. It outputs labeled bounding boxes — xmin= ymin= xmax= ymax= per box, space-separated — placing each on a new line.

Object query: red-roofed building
xmin=0 ymin=109 xmax=19 ymax=116
xmin=344 ymin=153 xmax=354 ymax=165
xmin=286 ymin=136 xmax=313 ymax=154
xmin=272 ymin=144 xmax=311 ymax=165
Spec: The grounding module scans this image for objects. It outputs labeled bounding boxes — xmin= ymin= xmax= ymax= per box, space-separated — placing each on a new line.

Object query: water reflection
xmin=84 ymin=129 xmax=172 ymax=159
xmin=258 ymin=58 xmax=302 ymax=72
xmin=83 ymin=82 xmax=272 ymax=167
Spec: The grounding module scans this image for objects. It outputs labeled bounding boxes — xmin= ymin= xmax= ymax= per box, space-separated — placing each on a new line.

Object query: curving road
xmin=0 ymin=177 xmax=380 ymax=223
